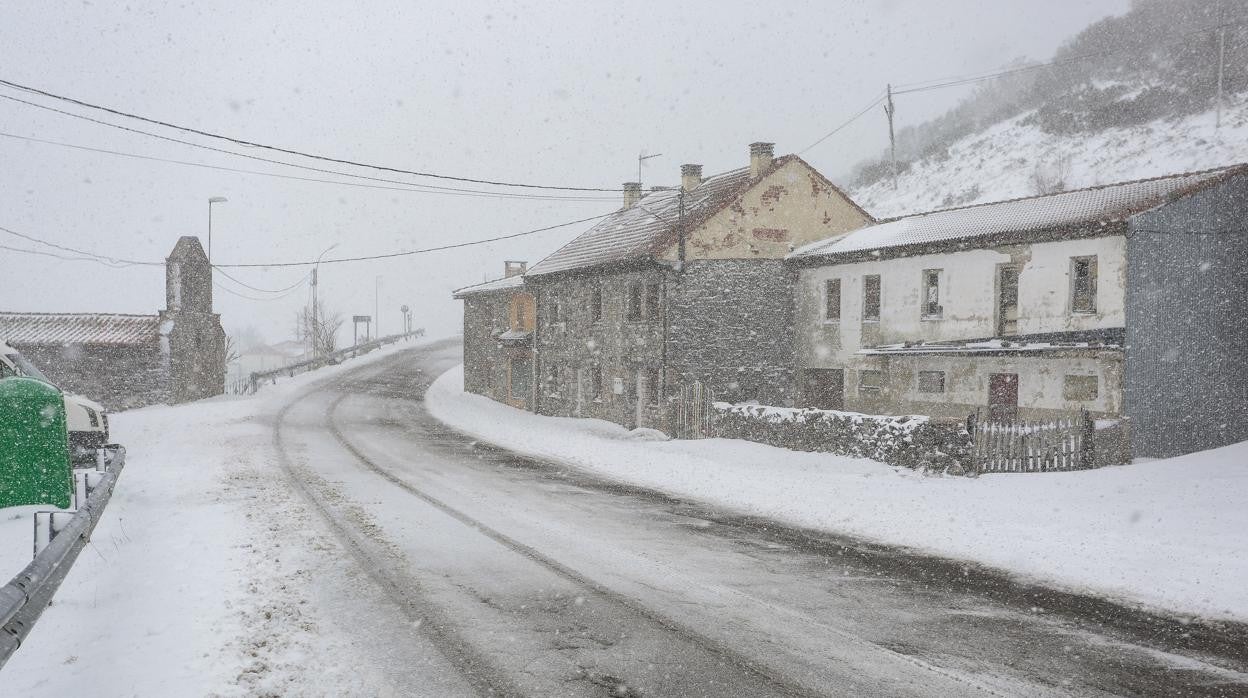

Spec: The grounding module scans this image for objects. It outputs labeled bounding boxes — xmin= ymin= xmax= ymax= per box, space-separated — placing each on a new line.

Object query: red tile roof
xmin=0 ymin=312 xmax=161 ymax=346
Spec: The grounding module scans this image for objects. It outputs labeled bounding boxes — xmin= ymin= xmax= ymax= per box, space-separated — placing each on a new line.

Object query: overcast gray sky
xmin=0 ymin=0 xmax=1128 ymax=343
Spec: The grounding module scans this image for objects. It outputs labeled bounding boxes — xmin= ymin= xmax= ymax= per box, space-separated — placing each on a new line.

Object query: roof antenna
xmin=639 ymin=152 xmax=663 ymax=189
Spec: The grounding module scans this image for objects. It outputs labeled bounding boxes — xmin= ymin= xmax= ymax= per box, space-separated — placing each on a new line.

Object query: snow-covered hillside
xmin=848 ymin=92 xmax=1248 ymax=219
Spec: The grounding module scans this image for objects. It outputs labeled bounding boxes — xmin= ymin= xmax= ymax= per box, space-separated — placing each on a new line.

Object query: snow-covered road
xmin=6 ymin=339 xmax=1248 ymax=696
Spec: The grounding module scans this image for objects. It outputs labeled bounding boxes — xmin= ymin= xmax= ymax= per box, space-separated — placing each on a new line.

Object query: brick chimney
xmin=749 ymin=142 xmax=775 ymax=178
xmin=681 ymin=164 xmax=702 ymax=192
xmin=623 ymin=182 xmax=642 ymax=208
xmin=504 ymin=260 xmax=526 ymax=278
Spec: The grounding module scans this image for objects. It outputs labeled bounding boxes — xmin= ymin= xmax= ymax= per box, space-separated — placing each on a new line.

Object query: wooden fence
xmin=968 ymin=409 xmax=1095 ymax=473
xmin=675 ymin=381 xmax=715 ymax=440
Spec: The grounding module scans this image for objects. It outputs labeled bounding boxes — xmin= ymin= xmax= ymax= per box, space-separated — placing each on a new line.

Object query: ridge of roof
xmin=876 ymin=162 xmax=1248 ymax=223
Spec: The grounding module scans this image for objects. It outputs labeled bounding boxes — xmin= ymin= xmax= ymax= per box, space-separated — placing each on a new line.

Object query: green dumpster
xmin=0 ymin=377 xmax=73 ymax=509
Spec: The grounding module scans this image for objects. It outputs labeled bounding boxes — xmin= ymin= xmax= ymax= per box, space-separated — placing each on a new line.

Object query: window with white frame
xmin=863 ymin=275 xmax=881 ymax=321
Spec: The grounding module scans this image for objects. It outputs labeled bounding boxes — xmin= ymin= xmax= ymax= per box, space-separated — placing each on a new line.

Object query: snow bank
xmin=427 ymin=364 xmax=1248 ymax=622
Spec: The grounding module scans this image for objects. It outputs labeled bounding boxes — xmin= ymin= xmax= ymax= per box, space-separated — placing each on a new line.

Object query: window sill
xmin=858 ymin=387 xmax=882 ymax=393
xmin=920 ymin=315 xmax=944 ymax=322
xmin=861 ymin=319 xmax=881 ymax=324
xmin=1070 ymin=310 xmax=1097 ymax=316
xmin=822 ymin=319 xmax=841 ymax=326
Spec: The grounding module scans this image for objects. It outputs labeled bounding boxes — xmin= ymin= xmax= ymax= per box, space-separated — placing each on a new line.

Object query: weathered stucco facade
xmin=793 ymin=235 xmax=1126 ymax=420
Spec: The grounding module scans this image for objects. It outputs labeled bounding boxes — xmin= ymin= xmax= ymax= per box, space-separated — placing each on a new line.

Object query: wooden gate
xmin=968 ymin=409 xmax=1095 ymax=473
xmin=676 ymin=381 xmax=715 ymax=439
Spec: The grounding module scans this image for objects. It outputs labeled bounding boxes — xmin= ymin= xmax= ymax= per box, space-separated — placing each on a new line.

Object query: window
xmin=644 ymin=283 xmax=661 ymax=319
xmin=917 ymin=370 xmax=946 ymax=393
xmin=544 ymin=363 xmax=561 ymax=396
xmin=824 ymin=279 xmax=841 ymax=321
xmin=590 ymin=288 xmax=603 ymax=322
xmin=1071 ymin=256 xmax=1097 ymax=313
xmin=1063 ymin=374 xmax=1099 ymax=401
xmin=591 ymin=365 xmax=604 ymax=400
xmin=863 ymin=275 xmax=881 ymax=321
xmin=626 ymin=282 xmax=643 ymax=320
xmin=922 ymin=269 xmax=943 ymax=318
xmin=859 ymin=369 xmax=883 ymax=392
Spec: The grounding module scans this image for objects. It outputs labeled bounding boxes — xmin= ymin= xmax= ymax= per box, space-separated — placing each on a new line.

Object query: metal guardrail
xmin=0 ymin=445 xmax=126 ymax=669
xmin=240 ymin=329 xmax=425 ymax=395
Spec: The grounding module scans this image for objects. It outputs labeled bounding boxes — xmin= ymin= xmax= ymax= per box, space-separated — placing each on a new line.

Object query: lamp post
xmin=374 ymin=276 xmax=382 ymax=339
xmin=207 ymin=197 xmax=228 ymax=266
xmin=311 ymin=243 xmax=339 ymax=356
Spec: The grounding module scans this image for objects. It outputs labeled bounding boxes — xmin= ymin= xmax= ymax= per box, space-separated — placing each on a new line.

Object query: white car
xmin=0 ymin=340 xmax=109 ymax=463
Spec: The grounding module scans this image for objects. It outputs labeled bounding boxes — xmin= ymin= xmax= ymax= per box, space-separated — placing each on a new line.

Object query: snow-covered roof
xmin=452 ymin=274 xmax=525 ymax=298
xmin=791 ymin=165 xmax=1245 ymax=261
xmin=0 ymin=312 xmax=161 ymax=346
xmin=527 ymin=155 xmax=860 ymax=276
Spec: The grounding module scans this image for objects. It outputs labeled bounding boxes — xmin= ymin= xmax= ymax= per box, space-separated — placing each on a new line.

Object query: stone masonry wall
xmin=666 ymin=259 xmax=797 ymax=406
xmin=531 ymin=267 xmax=668 ymax=429
xmin=15 ymin=342 xmax=169 ymax=411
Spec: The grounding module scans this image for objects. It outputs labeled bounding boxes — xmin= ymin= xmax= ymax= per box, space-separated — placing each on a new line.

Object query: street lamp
xmin=311 ymin=243 xmax=339 ymax=356
xmin=207 ymin=196 xmax=228 ymax=265
xmin=374 ymin=275 xmax=382 ymax=339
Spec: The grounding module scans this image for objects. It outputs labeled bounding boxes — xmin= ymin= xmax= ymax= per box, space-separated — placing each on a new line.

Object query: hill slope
xmin=847 ymin=92 xmax=1248 ymax=218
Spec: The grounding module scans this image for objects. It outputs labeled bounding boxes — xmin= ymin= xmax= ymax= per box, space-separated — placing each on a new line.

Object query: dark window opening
xmin=922 ymin=270 xmax=942 ymax=318
xmin=626 ymin=283 xmax=643 ymax=320
xmin=590 ymin=288 xmax=603 ymax=323
xmin=644 ymin=283 xmax=661 ymax=319
xmin=863 ymin=275 xmax=881 ymax=321
xmin=825 ymin=279 xmax=841 ymax=321
xmin=918 ymin=370 xmax=945 ymax=393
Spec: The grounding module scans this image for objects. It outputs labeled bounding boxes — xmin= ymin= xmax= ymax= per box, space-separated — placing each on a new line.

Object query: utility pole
xmin=884 ymin=83 xmax=898 ymax=189
xmin=310 ymin=266 xmax=318 ymax=356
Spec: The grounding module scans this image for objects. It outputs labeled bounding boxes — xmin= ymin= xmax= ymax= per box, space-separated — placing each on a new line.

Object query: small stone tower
xmin=160 ymin=236 xmax=226 ymax=402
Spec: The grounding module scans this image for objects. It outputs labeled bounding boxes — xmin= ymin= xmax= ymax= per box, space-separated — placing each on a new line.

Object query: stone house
xmin=521 ymin=142 xmax=873 ymax=430
xmin=453 ymin=261 xmax=536 ymax=410
xmin=0 ymin=236 xmax=227 ymax=410
xmin=787 ymin=165 xmax=1248 ymax=458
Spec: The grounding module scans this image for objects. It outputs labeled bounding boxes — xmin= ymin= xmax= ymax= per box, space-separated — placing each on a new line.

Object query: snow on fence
xmin=968 ymin=410 xmax=1095 ymax=474
xmin=710 ymin=403 xmax=971 ymax=471
xmin=238 ymin=329 xmax=424 ymax=395
xmin=0 ymin=445 xmax=125 ymax=668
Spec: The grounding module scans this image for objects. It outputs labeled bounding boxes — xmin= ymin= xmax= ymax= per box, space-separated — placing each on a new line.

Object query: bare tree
xmin=223 ymin=335 xmax=241 ymax=367
xmin=299 ymin=305 xmax=344 ymax=356
xmin=1031 ymin=154 xmax=1071 ymax=195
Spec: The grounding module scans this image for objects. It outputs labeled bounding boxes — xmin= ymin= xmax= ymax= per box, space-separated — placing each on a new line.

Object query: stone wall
xmin=14 ymin=342 xmax=169 ymax=411
xmin=712 ymin=402 xmax=972 ymax=471
xmin=667 ymin=259 xmax=797 ymax=406
xmin=531 ymin=267 xmax=668 ymax=429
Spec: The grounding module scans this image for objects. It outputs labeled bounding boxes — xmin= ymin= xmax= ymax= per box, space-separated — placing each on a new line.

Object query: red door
xmin=988 ymin=373 xmax=1018 ymax=422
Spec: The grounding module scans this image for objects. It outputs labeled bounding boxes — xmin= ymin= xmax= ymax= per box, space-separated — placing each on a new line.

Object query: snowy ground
xmin=0 ymin=338 xmax=436 ymax=696
xmin=849 ymin=92 xmax=1248 ymax=218
xmin=426 ymin=364 xmax=1248 ymax=623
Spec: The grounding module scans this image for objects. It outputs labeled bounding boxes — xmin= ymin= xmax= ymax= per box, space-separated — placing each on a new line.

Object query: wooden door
xmin=801 ymin=369 xmax=845 ymax=410
xmin=988 ymin=373 xmax=1019 ymax=422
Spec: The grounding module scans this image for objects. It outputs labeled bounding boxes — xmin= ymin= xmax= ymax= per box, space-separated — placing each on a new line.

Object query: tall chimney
xmin=623 ymin=181 xmax=642 ymax=208
xmin=504 ymin=260 xmax=526 ymax=278
xmin=749 ymin=142 xmax=775 ymax=178
xmin=681 ymin=164 xmax=702 ymax=192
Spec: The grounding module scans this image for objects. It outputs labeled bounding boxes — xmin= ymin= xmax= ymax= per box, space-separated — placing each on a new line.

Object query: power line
xmin=0 ymin=130 xmax=617 ymax=202
xmin=799 ymin=92 xmax=886 ymax=154
xmin=213 ymin=278 xmax=307 ymax=302
xmin=0 ymin=77 xmax=623 ymax=192
xmin=0 ymin=211 xmax=612 ymax=269
xmin=0 ymin=97 xmax=618 ymax=202
xmin=216 ymin=212 xmax=613 ymax=267
xmin=213 ymin=266 xmax=310 ymax=293
xmin=0 ymin=242 xmax=143 ymax=266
